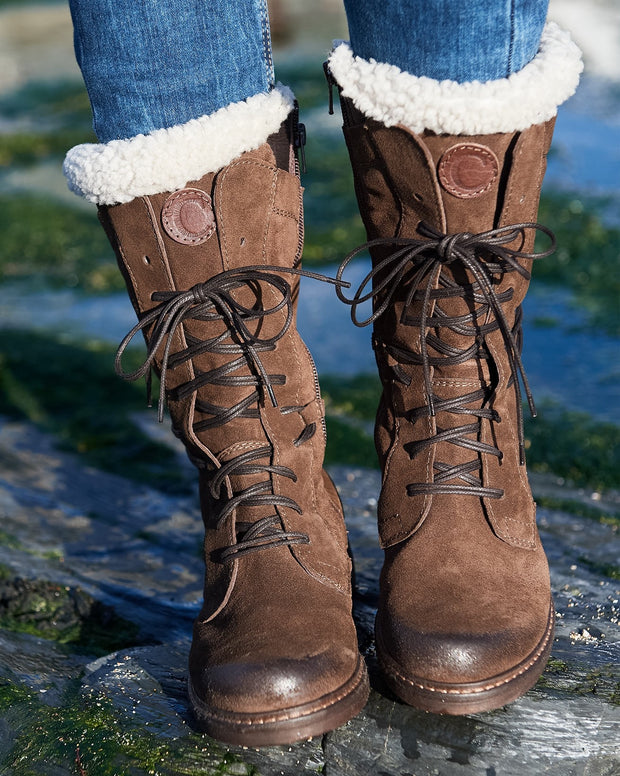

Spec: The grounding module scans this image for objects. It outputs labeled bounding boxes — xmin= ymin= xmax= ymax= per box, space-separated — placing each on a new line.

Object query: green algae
xmin=0 ymin=330 xmax=188 ymax=492
xmin=546 ymin=658 xmax=569 ymax=673
xmin=535 ymin=193 xmax=620 ymax=336
xmin=0 ymin=677 xmax=255 ymax=775
xmin=0 ymin=194 xmax=121 ymax=292
xmin=0 ymin=81 xmax=113 ymax=290
xmin=324 ymin=415 xmax=376 ymax=469
xmin=536 ymin=660 xmax=620 ymax=705
xmin=0 ymin=569 xmax=144 ymax=656
xmin=301 ymin=135 xmax=366 ymax=265
xmin=0 ymin=528 xmax=24 ymax=552
xmin=531 ymin=315 xmax=559 ymax=329
xmin=0 ymin=80 xmax=95 ymax=166
xmin=0 ymin=129 xmax=95 ymax=167
xmin=577 ymin=557 xmax=620 ymax=582
xmin=0 ymin=79 xmax=93 ymax=134
xmin=535 ymin=657 xmax=570 ymax=692
xmin=322 ymin=374 xmax=380 ymax=466
xmin=572 ymin=668 xmax=620 ymax=705
xmin=322 ymin=374 xmax=381 ymax=423
xmin=0 ymin=530 xmax=64 ymax=563
xmin=524 ymin=403 xmax=620 ymax=493
xmin=0 ymin=677 xmax=33 ymax=710
xmin=0 ymin=563 xmax=13 ymax=581
xmin=534 ymin=496 xmax=620 ymax=529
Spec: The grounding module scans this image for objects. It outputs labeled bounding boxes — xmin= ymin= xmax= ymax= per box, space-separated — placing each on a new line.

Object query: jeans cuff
xmin=327 ymin=22 xmax=583 ymax=136
xmin=63 ymin=86 xmax=295 ymax=206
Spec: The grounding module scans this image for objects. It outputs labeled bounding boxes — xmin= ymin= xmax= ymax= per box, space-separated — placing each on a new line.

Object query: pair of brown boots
xmin=64 ymin=31 xmax=581 ymax=743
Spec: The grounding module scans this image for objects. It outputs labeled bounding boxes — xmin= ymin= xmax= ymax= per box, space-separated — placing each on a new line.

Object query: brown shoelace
xmin=336 ymin=222 xmax=555 ymax=498
xmin=115 ymin=265 xmax=347 ymax=561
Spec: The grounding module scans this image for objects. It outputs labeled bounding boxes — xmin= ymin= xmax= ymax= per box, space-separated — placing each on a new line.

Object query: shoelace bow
xmin=115 ymin=265 xmax=349 ymax=561
xmin=336 ymin=221 xmax=555 ymax=497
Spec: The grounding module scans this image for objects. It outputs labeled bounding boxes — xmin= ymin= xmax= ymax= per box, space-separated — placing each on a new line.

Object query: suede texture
xmin=339 ymin=99 xmax=555 ymax=692
xmin=99 ymin=140 xmax=367 ymax=727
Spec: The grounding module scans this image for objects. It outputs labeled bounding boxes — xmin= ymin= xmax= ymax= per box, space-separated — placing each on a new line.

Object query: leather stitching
xmin=189 ymin=659 xmax=366 ymax=725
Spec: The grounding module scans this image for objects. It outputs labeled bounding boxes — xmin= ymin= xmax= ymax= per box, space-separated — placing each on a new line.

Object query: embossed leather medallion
xmin=438 ymin=143 xmax=499 ymax=198
xmin=161 ymin=187 xmax=216 ymax=245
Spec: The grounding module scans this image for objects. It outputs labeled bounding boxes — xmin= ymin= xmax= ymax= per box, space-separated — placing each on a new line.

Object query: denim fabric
xmin=70 ymin=0 xmax=549 ymax=143
xmin=343 ymin=0 xmax=549 ymax=83
xmin=68 ymin=0 xmax=274 ymax=142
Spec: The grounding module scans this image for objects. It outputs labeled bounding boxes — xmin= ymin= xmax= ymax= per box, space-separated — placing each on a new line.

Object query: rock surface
xmin=0 ymin=417 xmax=618 ymax=775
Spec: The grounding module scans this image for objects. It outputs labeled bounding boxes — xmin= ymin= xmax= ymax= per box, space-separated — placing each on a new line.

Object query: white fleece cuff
xmin=63 ymin=86 xmax=295 ymax=206
xmin=328 ymin=22 xmax=583 ymax=136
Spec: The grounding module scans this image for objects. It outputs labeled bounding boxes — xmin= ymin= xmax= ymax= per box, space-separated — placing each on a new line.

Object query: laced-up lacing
xmin=336 ymin=222 xmax=555 ymax=499
xmin=115 ymin=265 xmax=348 ymax=561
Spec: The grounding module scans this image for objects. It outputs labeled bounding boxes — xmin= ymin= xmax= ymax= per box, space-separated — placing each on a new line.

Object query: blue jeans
xmin=68 ymin=0 xmax=274 ymax=142
xmin=344 ymin=0 xmax=548 ymax=83
xmin=69 ymin=0 xmax=549 ymax=143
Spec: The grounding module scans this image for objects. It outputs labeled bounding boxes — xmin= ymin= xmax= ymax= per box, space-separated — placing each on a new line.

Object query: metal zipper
xmin=323 ymin=61 xmax=335 ymax=115
xmin=291 ymin=105 xmax=324 ymax=441
xmin=302 ymin=340 xmax=328 ymax=445
xmin=288 ymin=102 xmax=306 ymax=267
xmin=291 ymin=102 xmax=307 ymax=175
xmin=323 ymin=61 xmax=356 ymax=126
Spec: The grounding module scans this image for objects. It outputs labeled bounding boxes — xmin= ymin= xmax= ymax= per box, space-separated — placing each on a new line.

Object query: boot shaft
xmin=332 ymin=90 xmax=557 ymax=550
xmin=339 ymin=100 xmax=555 ymax=397
xmin=99 ymin=144 xmax=315 ymax=464
xmin=340 ymin=102 xmax=555 ymax=314
xmin=100 ymin=126 xmax=351 ymax=607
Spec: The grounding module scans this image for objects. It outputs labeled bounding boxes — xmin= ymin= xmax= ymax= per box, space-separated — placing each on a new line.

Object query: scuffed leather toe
xmin=376 ymin=607 xmax=550 ymax=686
xmin=192 ymin=644 xmax=360 ymax=716
xmin=375 ymin=511 xmax=554 ymax=707
xmin=187 ymin=548 xmax=369 ymax=744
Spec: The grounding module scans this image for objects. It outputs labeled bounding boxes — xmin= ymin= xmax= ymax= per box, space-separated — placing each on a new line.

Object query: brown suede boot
xmin=326 ymin=24 xmax=582 ymax=714
xmin=72 ymin=101 xmax=368 ymax=745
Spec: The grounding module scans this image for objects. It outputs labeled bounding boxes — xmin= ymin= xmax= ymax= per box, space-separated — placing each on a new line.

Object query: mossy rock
xmin=0 ymin=574 xmax=144 ymax=656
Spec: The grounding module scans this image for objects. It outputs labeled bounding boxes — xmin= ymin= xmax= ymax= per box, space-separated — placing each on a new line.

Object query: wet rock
xmin=81 ymin=647 xmax=189 ymax=739
xmin=0 ymin=628 xmax=84 ymax=707
xmin=0 ymin=575 xmax=144 ymax=656
xmin=323 ymin=689 xmax=619 ymax=776
xmin=0 ymin=417 xmax=203 ymax=641
xmin=0 ymin=419 xmax=618 ymax=775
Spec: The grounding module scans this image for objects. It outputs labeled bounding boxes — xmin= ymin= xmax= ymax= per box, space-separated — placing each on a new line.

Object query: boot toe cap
xmin=191 ymin=644 xmax=361 ymax=716
xmin=376 ymin=603 xmax=553 ymax=687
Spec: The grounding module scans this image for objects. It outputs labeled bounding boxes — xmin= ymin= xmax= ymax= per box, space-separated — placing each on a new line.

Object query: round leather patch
xmin=438 ymin=143 xmax=499 ymax=199
xmin=161 ymin=188 xmax=216 ymax=245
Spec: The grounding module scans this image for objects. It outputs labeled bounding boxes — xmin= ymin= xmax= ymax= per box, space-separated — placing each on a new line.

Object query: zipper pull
xmin=323 ymin=61 xmax=335 ymax=115
xmin=295 ymin=122 xmax=307 ymax=174
xmin=292 ymin=104 xmax=307 ymax=174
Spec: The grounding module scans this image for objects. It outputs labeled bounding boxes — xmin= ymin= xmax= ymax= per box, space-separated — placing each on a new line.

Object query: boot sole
xmin=376 ymin=601 xmax=554 ymax=715
xmin=188 ymin=656 xmax=369 ymax=746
